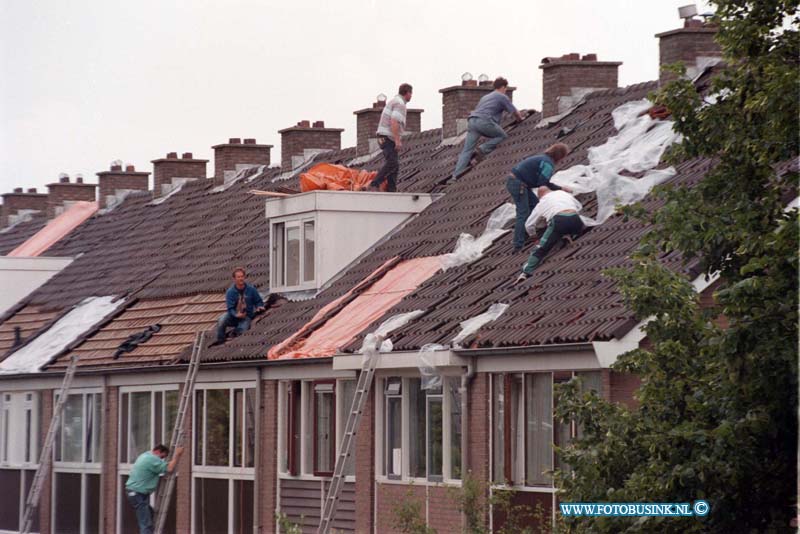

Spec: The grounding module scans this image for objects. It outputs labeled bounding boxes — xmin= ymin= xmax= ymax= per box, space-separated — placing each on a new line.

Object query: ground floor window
xmin=193 ymin=476 xmax=253 ymax=534
xmin=52 ymin=471 xmax=101 ymax=534
xmin=0 ymin=468 xmax=38 ymax=532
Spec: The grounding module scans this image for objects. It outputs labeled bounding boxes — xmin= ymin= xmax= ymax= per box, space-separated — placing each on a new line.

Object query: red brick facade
xmin=46 ymin=178 xmax=97 ymax=218
xmin=1 ymin=188 xmax=48 ymax=226
xmin=39 ymin=390 xmax=54 ymax=534
xmin=102 ymin=386 xmax=119 ymax=533
xmin=539 ymin=54 xmax=621 ymax=118
xmin=258 ymin=379 xmax=278 ymax=533
xmin=212 ymin=138 xmax=272 ymax=185
xmin=96 ymin=166 xmax=150 ymax=209
xmin=656 ymin=23 xmax=720 ymax=85
xmin=151 ymin=153 xmax=208 ymax=196
xmin=278 ymin=122 xmax=343 ymax=170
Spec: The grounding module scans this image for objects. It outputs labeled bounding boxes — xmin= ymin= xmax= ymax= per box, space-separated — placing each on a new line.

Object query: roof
xmin=0 ymin=212 xmax=50 ymax=255
xmin=8 ymin=201 xmax=98 ymax=257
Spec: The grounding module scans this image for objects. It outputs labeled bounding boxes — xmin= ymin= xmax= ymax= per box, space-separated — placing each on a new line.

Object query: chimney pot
xmin=582 ymin=53 xmax=598 ymax=61
xmin=297 ymin=120 xmax=311 ymax=128
xmin=76 ymin=176 xmax=84 ymax=183
xmin=462 ymin=79 xmax=478 ymax=87
xmin=59 ymin=176 xmax=70 ymax=183
xmin=125 ymin=165 xmax=135 ymax=172
xmin=684 ymin=18 xmax=703 ymax=28
xmin=313 ymin=121 xmax=325 ymax=128
xmin=243 ymin=138 xmax=256 ymax=144
xmin=111 ymin=164 xmax=122 ymax=171
xmin=373 ymin=100 xmax=386 ymax=109
xmin=229 ymin=138 xmax=242 ymax=144
xmin=167 ymin=152 xmax=178 ymax=159
xmin=27 ymin=188 xmax=37 ymax=193
xmin=13 ymin=187 xmax=23 ymax=193
xmin=182 ymin=152 xmax=193 ymax=159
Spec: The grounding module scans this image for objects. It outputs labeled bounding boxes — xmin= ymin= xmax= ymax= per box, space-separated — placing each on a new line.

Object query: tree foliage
xmin=554 ymin=1 xmax=798 ymax=532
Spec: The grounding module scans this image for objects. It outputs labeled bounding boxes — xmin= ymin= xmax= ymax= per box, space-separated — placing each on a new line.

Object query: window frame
xmin=312 ymin=380 xmax=336 ymax=477
xmin=270 ymin=215 xmax=318 ymax=292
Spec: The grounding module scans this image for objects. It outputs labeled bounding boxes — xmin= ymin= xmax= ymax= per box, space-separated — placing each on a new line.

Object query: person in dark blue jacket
xmin=212 ymin=267 xmax=265 ymax=345
xmin=506 ymin=143 xmax=572 ymax=251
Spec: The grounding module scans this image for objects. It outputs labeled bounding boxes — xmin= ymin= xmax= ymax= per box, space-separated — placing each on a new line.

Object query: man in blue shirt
xmin=213 ymin=267 xmax=265 ymax=346
xmin=452 ymin=77 xmax=525 ymax=178
xmin=506 ymin=143 xmax=572 ymax=251
xmin=125 ymin=444 xmax=184 ymax=534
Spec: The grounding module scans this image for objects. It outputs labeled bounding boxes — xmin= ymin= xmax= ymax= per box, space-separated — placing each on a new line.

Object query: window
xmin=379 ymin=376 xmax=461 ymax=482
xmin=53 ymin=390 xmax=103 ymax=534
xmin=271 ymin=218 xmax=317 ymax=289
xmin=0 ymin=392 xmax=40 ymax=533
xmin=491 ymin=371 xmax=601 ymax=487
xmin=279 ymin=378 xmax=356 ymax=478
xmin=193 ymin=385 xmax=256 ymax=533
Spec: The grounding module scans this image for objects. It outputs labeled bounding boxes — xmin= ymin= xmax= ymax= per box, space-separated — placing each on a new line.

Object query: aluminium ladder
xmin=20 ymin=355 xmax=80 ymax=534
xmin=318 ymin=335 xmax=383 ymax=534
xmin=153 ymin=331 xmax=205 ymax=534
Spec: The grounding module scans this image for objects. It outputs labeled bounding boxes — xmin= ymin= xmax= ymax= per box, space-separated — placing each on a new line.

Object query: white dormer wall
xmin=265 ymin=191 xmax=439 ymax=296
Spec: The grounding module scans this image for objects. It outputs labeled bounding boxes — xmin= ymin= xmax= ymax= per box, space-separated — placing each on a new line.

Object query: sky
xmin=0 ymin=0 xmax=714 ymax=195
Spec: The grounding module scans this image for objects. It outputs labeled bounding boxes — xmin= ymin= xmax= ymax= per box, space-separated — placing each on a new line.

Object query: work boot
xmin=515 ymin=273 xmax=529 ymax=285
xmin=472 ymin=149 xmax=486 ymax=164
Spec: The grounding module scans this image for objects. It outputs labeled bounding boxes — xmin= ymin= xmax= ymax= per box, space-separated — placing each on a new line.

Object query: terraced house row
xmin=0 ymin=14 xmax=767 ymax=534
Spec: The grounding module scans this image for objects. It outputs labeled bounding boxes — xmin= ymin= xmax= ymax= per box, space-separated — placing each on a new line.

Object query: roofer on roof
xmin=516 ymin=186 xmax=585 ymax=284
xmin=452 ymin=77 xmax=525 ymax=178
xmin=506 ymin=143 xmax=572 ymax=251
xmin=368 ymin=83 xmax=413 ymax=192
xmin=211 ymin=267 xmax=265 ymax=346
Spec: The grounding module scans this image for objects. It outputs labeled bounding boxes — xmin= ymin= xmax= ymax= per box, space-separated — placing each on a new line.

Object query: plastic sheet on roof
xmin=441 ymin=203 xmax=516 ymax=270
xmin=542 ymin=98 xmax=680 ymax=229
xmin=417 ymin=343 xmax=446 ymax=390
xmin=151 ymin=178 xmax=192 ymax=205
xmin=8 ymin=201 xmax=98 ymax=257
xmin=0 ymin=295 xmax=125 ymax=374
xmin=267 ymin=256 xmax=441 ymax=360
xmin=212 ymin=165 xmax=268 ymax=193
xmin=299 ymin=163 xmax=377 ymax=192
xmin=451 ymin=302 xmax=509 ymax=349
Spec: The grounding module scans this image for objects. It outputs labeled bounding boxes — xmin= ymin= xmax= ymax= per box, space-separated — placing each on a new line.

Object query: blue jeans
xmin=453 ymin=117 xmax=508 ymax=177
xmin=127 ymin=491 xmax=154 ymax=534
xmin=371 ymin=137 xmax=399 ymax=191
xmin=216 ymin=313 xmax=252 ymax=343
xmin=506 ymin=175 xmax=538 ymax=250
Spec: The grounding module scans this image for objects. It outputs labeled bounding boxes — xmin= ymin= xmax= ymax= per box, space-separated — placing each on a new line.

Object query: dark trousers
xmin=523 ymin=213 xmax=584 ymax=274
xmin=371 ymin=137 xmax=399 ymax=192
xmin=506 ymin=175 xmax=538 ymax=250
xmin=127 ymin=491 xmax=154 ymax=534
xmin=216 ymin=313 xmax=252 ymax=343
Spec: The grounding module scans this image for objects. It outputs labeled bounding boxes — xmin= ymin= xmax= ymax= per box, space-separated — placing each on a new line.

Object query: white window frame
xmin=270 ymin=215 xmax=317 ymax=292
xmin=51 ymin=388 xmax=103 ymax=534
xmin=191 ymin=382 xmax=256 ymax=534
xmin=0 ymin=391 xmax=40 ymax=534
xmin=375 ymin=375 xmax=463 ymax=485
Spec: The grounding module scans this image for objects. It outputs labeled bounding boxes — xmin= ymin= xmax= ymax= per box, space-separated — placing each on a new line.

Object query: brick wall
xmin=46 ymin=179 xmax=97 ymax=218
xmin=539 ymin=54 xmax=621 ymax=118
xmin=605 ymin=370 xmax=641 ymax=409
xmin=212 ymin=138 xmax=272 ymax=185
xmin=102 ymin=385 xmax=119 ymax=533
xmin=151 ymin=153 xmax=208 ymax=196
xmin=354 ymin=105 xmax=424 ymax=155
xmin=96 ymin=166 xmax=150 ymax=209
xmin=175 ymin=384 xmax=193 ymax=533
xmin=656 ymin=24 xmax=720 ymax=85
xmin=39 ymin=390 xmax=53 ymax=534
xmin=354 ymin=385 xmax=375 ymax=533
xmin=278 ymin=122 xmax=343 ymax=170
xmin=1 ymin=188 xmax=47 ymax=226
xmin=467 ymin=373 xmax=490 ymax=525
xmin=258 ymin=380 xmax=278 ymax=533
xmin=376 ymin=483 xmax=426 ymax=533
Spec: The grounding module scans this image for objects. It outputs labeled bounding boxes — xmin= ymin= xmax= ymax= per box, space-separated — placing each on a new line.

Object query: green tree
xmin=553 ymin=1 xmax=798 ymax=532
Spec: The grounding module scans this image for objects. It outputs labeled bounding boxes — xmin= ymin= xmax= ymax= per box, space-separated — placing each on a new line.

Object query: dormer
xmin=265 ymin=191 xmax=438 ymax=296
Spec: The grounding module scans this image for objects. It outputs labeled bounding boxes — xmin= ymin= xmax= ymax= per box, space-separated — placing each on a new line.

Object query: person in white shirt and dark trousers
xmin=369 ymin=83 xmax=413 ymax=192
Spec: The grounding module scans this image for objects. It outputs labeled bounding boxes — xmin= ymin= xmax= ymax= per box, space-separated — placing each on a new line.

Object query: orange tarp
xmin=8 ymin=201 xmax=98 ymax=257
xmin=268 ymin=256 xmax=443 ymax=360
xmin=299 ymin=163 xmax=378 ymax=192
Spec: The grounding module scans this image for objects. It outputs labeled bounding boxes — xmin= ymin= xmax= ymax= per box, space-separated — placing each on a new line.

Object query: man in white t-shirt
xmin=516 ymin=186 xmax=585 ymax=284
xmin=369 ymin=83 xmax=412 ymax=192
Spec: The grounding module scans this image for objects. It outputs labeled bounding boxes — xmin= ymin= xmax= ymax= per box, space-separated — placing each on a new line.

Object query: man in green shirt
xmin=125 ymin=444 xmax=184 ymax=534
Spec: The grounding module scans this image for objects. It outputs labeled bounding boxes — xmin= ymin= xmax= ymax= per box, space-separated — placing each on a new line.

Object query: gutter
xmin=452 ymin=342 xmax=594 ymax=357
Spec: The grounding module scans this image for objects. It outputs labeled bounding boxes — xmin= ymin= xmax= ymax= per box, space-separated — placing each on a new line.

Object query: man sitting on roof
xmin=516 ymin=186 xmax=585 ymax=284
xmin=506 ymin=143 xmax=572 ymax=251
xmin=452 ymin=77 xmax=525 ymax=178
xmin=212 ymin=267 xmax=265 ymax=346
xmin=368 ymin=83 xmax=413 ymax=193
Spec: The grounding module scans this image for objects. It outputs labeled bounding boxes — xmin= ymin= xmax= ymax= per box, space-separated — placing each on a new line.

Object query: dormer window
xmin=272 ymin=218 xmax=316 ymax=290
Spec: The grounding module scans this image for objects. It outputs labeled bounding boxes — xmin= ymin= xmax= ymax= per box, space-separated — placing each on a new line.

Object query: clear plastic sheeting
xmin=441 ymin=203 xmax=516 ymax=270
xmin=0 ymin=296 xmax=126 ymax=374
xmin=99 ymin=189 xmax=141 ymax=214
xmin=212 ymin=165 xmax=267 ymax=193
xmin=451 ymin=303 xmax=509 ymax=349
xmin=358 ymin=310 xmax=425 ymax=359
xmin=539 ymin=98 xmax=680 ymax=229
xmin=417 ymin=343 xmax=446 ymax=390
xmin=151 ymin=178 xmax=192 ymax=205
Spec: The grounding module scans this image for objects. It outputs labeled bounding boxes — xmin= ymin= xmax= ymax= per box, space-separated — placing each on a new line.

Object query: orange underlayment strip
xmin=8 ymin=201 xmax=98 ymax=257
xmin=268 ymin=256 xmax=443 ymax=360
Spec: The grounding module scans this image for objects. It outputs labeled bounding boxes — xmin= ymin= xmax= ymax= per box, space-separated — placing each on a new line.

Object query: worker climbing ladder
xmin=318 ymin=334 xmax=383 ymax=534
xmin=153 ymin=331 xmax=205 ymax=534
xmin=20 ymin=355 xmax=80 ymax=534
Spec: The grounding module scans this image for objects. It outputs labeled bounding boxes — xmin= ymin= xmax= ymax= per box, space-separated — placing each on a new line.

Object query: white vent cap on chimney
xmin=678 ymin=4 xmax=698 ymax=18
xmin=461 ymin=72 xmax=473 ymax=82
xmin=58 ymin=172 xmax=69 ymax=180
xmin=111 ymin=159 xmax=123 ymax=167
xmin=478 ymin=73 xmax=490 ymax=83
xmin=377 ymin=93 xmax=387 ymax=102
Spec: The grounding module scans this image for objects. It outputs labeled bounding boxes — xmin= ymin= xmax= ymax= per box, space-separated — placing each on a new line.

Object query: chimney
xmin=656 ymin=10 xmax=721 ymax=85
xmin=95 ymin=162 xmax=151 ymax=209
xmin=1 ymin=187 xmax=48 ymax=227
xmin=46 ymin=175 xmax=97 ymax=218
xmin=539 ymin=54 xmax=621 ymax=119
xmin=354 ymin=97 xmax=424 ymax=155
xmin=278 ymin=121 xmax=344 ymax=170
xmin=211 ymin=138 xmax=272 ymax=186
xmin=151 ymin=151 xmax=209 ymax=196
xmin=439 ymin=75 xmax=515 ymax=139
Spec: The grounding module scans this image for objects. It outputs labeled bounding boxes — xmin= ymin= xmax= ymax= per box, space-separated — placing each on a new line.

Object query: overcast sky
xmin=0 ymin=0 xmax=713 ymax=195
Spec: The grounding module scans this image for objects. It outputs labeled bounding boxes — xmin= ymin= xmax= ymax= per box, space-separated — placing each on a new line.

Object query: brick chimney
xmin=354 ymin=98 xmax=424 ymax=155
xmin=656 ymin=18 xmax=721 ymax=85
xmin=46 ymin=175 xmax=97 ymax=218
xmin=539 ymin=54 xmax=622 ymax=119
xmin=278 ymin=121 xmax=344 ymax=170
xmin=151 ymin=152 xmax=209 ymax=196
xmin=439 ymin=76 xmax=515 ymax=139
xmin=212 ymin=138 xmax=272 ymax=186
xmin=1 ymin=187 xmax=48 ymax=226
xmin=96 ymin=163 xmax=150 ymax=209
